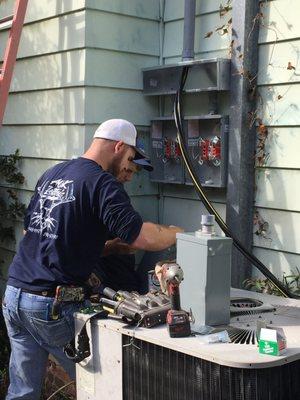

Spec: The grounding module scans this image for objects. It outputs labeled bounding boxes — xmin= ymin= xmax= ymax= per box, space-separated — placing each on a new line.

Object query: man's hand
xmin=102 ymin=238 xmax=136 ymax=257
xmin=131 ymin=223 xmax=184 ymax=252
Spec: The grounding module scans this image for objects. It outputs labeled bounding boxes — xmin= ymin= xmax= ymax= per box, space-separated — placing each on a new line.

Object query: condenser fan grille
xmin=230 ymin=297 xmax=276 ymax=316
xmin=225 ymin=326 xmax=257 ymax=344
xmin=231 ymin=298 xmax=263 ymax=308
xmin=224 ymin=297 xmax=279 ymax=344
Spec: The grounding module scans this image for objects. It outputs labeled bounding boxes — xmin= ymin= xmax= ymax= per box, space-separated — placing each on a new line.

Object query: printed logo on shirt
xmin=28 ymin=179 xmax=75 ymax=239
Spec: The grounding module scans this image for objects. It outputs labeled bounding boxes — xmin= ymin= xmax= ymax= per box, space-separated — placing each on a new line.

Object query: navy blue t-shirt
xmin=8 ymin=157 xmax=143 ymax=291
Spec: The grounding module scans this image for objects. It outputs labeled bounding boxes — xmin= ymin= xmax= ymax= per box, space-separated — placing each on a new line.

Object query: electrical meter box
xmin=185 ymin=116 xmax=229 ymax=187
xmin=144 ymin=57 xmax=230 ymax=187
xmin=176 ymin=232 xmax=232 ymax=331
xmin=143 ymin=58 xmax=230 ymax=96
xmin=150 ymin=118 xmax=185 ymax=184
xmin=150 ymin=116 xmax=228 ymax=187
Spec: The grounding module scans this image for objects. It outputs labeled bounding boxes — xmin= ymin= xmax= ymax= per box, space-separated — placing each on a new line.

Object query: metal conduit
xmin=182 ymin=0 xmax=196 ymax=61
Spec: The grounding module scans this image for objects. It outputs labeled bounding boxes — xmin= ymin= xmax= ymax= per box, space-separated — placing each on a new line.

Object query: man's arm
xmin=131 ymin=222 xmax=183 ymax=251
xmin=98 ymin=176 xmax=183 ymax=249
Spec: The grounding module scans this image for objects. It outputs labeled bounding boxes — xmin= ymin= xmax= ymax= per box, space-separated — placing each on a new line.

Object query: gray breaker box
xmin=150 ymin=115 xmax=229 ymax=188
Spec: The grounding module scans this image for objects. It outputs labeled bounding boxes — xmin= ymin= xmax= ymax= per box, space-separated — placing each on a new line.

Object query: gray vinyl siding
xmin=83 ymin=2 xmax=160 ymax=228
xmin=160 ymin=0 xmax=300 ymax=279
xmin=0 ymin=1 xmax=87 ymax=285
xmin=253 ymin=0 xmax=300 ymax=277
xmin=1 ymin=0 xmax=300 ymax=287
xmin=0 ymin=0 xmax=160 ymax=284
xmin=163 ymin=0 xmax=231 ymax=63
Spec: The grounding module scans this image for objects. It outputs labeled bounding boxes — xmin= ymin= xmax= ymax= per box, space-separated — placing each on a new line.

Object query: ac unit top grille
xmin=224 ymin=296 xmax=300 ymax=345
xmin=231 ymin=297 xmax=263 ymax=308
xmin=82 ymin=288 xmax=300 ymax=369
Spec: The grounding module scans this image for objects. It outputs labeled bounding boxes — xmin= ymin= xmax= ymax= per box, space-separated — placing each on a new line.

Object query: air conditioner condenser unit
xmin=76 ymin=288 xmax=300 ymax=400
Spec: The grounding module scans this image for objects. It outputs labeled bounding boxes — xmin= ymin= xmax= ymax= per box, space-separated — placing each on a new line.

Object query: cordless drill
xmin=159 ymin=262 xmax=191 ymax=338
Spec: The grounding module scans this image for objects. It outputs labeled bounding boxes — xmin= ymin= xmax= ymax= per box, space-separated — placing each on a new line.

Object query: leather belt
xmin=21 ymin=288 xmax=56 ymax=297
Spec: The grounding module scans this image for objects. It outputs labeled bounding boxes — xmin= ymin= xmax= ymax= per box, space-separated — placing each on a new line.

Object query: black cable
xmin=174 ymin=66 xmax=299 ymax=299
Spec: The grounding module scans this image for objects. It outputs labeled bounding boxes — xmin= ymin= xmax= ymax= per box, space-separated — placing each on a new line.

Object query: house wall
xmin=253 ymin=0 xmax=300 ymax=278
xmin=0 ymin=0 xmax=87 ymax=285
xmin=159 ymin=0 xmax=300 ymax=281
xmin=1 ymin=0 xmax=299 ymax=287
xmin=0 ymin=0 xmax=160 ymax=286
xmin=84 ymin=1 xmax=159 ymax=126
xmin=84 ymin=0 xmax=160 ymax=227
xmin=158 ymin=0 xmax=231 ymax=234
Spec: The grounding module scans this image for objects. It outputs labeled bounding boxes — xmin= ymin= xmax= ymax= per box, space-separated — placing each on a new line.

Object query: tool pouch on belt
xmin=52 ymin=286 xmax=87 ymax=320
xmin=55 ymin=286 xmax=86 ymax=302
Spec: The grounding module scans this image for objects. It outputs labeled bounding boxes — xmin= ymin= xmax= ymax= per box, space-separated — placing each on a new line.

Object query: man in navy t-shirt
xmin=2 ymin=119 xmax=183 ymax=400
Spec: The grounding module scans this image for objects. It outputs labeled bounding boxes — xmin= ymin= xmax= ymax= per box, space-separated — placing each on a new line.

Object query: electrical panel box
xmin=150 ymin=118 xmax=185 ymax=184
xmin=176 ymin=232 xmax=232 ymax=330
xmin=144 ymin=57 xmax=230 ymax=187
xmin=143 ymin=58 xmax=230 ymax=96
xmin=185 ymin=116 xmax=229 ymax=188
xmin=150 ymin=116 xmax=228 ymax=187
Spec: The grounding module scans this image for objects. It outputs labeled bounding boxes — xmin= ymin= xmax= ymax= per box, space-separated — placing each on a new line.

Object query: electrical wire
xmin=174 ymin=66 xmax=299 ymax=300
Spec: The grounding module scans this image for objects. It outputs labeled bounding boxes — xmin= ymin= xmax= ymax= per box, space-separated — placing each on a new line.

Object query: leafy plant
xmin=243 ymin=268 xmax=300 ymax=297
xmin=282 ymin=268 xmax=300 ymax=295
xmin=0 ymin=150 xmax=25 ymax=185
xmin=0 ymin=150 xmax=25 ymax=245
xmin=204 ymin=1 xmax=232 ymax=38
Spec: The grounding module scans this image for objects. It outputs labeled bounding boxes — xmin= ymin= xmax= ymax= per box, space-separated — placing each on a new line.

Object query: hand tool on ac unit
xmin=99 ymin=287 xmax=171 ymax=328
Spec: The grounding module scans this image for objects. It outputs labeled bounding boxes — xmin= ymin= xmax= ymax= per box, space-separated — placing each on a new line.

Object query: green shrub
xmin=243 ymin=268 xmax=300 ymax=296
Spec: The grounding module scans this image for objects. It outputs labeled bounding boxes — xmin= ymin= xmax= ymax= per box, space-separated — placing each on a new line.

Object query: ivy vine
xmin=0 ymin=150 xmax=26 ymax=395
xmin=0 ymin=150 xmax=26 ymax=266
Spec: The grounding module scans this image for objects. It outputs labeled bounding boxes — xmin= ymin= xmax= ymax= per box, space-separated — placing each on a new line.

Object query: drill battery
xmin=167 ymin=309 xmax=191 ymax=338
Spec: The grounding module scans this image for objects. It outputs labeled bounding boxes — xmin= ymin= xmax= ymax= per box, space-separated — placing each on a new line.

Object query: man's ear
xmin=114 ymin=141 xmax=125 ymax=154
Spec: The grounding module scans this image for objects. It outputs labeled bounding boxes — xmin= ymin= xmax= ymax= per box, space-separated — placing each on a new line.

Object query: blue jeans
xmin=2 ymin=285 xmax=87 ymax=400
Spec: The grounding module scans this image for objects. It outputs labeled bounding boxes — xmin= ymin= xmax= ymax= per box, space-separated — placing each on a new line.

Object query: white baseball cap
xmin=94 ymin=119 xmax=153 ymax=171
xmin=94 ymin=119 xmax=137 ymax=146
